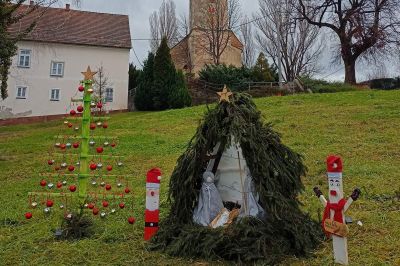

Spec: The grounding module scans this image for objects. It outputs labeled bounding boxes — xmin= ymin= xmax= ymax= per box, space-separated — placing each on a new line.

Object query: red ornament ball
xmin=92 ymin=208 xmax=99 ymax=215
xmin=88 ymin=203 xmax=95 ymax=209
xmin=97 ymin=102 xmax=103 ymax=109
xmin=111 ymin=143 xmax=116 ymax=148
xmin=124 ymin=188 xmax=130 ymax=194
xmin=119 ymin=202 xmax=125 ymax=209
xmin=96 ymin=147 xmax=104 ymax=154
xmin=40 ymin=180 xmax=47 ymax=187
xmin=73 ymin=142 xmax=79 ymax=149
xmin=68 ymin=165 xmax=75 ymax=172
xmin=106 ymin=165 xmax=113 ymax=172
xmin=25 ymin=212 xmax=33 ymax=219
xmin=70 ymin=110 xmax=76 ymax=116
xmin=60 ymin=144 xmax=66 ymax=150
xmin=105 ymin=184 xmax=112 ymax=191
xmin=48 ymin=160 xmax=54 ymax=165
xmin=78 ymin=85 xmax=84 ymax=92
xmin=128 ymin=217 xmax=136 ymax=224
xmin=90 ymin=123 xmax=96 ymax=130
xmin=57 ymin=182 xmax=63 ymax=189
xmin=102 ymin=123 xmax=108 ymax=129
xmin=55 ymin=166 xmax=61 ymax=171
xmin=90 ymin=163 xmax=97 ymax=171
xmin=102 ymin=201 xmax=109 ymax=207
xmin=69 ymin=185 xmax=77 ymax=192
xmin=46 ymin=200 xmax=54 ymax=207
xmin=77 ymin=106 xmax=84 ymax=112
xmin=68 ymin=123 xmax=73 ymax=128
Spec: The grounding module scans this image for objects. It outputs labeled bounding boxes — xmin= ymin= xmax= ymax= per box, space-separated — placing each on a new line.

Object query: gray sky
xmin=61 ymin=0 xmax=397 ymax=82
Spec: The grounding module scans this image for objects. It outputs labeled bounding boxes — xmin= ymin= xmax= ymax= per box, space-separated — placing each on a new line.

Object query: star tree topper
xmin=217 ymin=85 xmax=233 ymax=103
xmin=81 ymin=66 xmax=97 ymax=81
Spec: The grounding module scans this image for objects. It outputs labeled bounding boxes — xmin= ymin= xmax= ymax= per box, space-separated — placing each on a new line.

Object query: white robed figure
xmin=193 ymin=171 xmax=224 ymax=226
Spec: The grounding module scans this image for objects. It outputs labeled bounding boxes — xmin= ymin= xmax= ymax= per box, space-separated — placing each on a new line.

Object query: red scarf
xmin=322 ymin=198 xmax=347 ymax=236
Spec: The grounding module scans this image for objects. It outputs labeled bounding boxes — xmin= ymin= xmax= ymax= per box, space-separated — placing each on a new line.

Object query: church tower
xmin=190 ymin=0 xmax=228 ymax=30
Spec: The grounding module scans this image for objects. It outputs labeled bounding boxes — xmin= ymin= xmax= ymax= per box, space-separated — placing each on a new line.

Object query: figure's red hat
xmin=326 ymin=155 xmax=343 ymax=173
xmin=146 ymin=168 xmax=162 ymax=184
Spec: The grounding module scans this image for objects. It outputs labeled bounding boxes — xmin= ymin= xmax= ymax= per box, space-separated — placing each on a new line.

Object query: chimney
xmin=66 ymin=3 xmax=70 ymax=11
xmin=30 ymin=1 xmax=34 ymax=6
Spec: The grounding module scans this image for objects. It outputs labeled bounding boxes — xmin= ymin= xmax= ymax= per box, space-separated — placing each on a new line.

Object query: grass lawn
xmin=1 ymin=90 xmax=399 ymax=265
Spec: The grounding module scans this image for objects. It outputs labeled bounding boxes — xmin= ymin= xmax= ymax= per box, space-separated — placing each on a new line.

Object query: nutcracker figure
xmin=313 ymin=155 xmax=361 ymax=265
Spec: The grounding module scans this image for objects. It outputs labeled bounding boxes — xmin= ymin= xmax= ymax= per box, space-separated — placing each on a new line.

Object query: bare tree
xmin=240 ymin=16 xmax=256 ymax=67
xmin=176 ymin=13 xmax=194 ymax=74
xmin=367 ymin=64 xmax=389 ymax=80
xmin=93 ymin=65 xmax=110 ymax=103
xmin=198 ymin=0 xmax=241 ymax=65
xmin=297 ymin=0 xmax=400 ymax=84
xmin=255 ymin=0 xmax=323 ymax=82
xmin=149 ymin=0 xmax=178 ymax=52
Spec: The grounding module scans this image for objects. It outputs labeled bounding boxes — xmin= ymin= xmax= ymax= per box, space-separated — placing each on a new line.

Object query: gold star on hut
xmin=217 ymin=85 xmax=233 ymax=103
xmin=81 ymin=66 xmax=97 ymax=81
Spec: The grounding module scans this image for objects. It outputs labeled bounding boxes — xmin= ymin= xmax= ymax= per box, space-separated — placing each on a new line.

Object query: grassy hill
xmin=0 ymin=90 xmax=399 ymax=265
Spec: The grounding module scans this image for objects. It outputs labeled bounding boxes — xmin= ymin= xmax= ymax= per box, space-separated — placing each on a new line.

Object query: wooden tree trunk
xmin=344 ymin=60 xmax=357 ymax=85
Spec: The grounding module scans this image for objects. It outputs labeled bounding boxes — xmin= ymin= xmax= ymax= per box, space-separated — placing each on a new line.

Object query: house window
xmin=50 ymin=89 xmax=60 ymax=101
xmin=50 ymin=62 xmax=64 ymax=77
xmin=16 ymin=86 xmax=27 ymax=99
xmin=18 ymin=49 xmax=31 ymax=68
xmin=105 ymin=88 xmax=113 ymax=103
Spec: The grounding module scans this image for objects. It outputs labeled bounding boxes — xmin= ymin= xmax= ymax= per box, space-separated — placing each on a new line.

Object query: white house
xmin=0 ymin=3 xmax=131 ymax=119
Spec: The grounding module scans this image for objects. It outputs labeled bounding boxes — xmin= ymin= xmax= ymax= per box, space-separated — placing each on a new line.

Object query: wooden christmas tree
xmin=25 ymin=67 xmax=135 ymax=226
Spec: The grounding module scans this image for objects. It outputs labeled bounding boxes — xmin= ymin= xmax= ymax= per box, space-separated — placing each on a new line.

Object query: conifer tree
xmin=152 ymin=37 xmax=177 ymax=110
xmin=134 ymin=53 xmax=155 ymax=111
xmin=251 ymin=52 xmax=278 ymax=82
xmin=168 ymin=70 xmax=191 ymax=109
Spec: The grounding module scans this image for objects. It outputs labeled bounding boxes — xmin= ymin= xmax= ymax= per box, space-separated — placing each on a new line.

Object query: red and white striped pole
xmin=144 ymin=168 xmax=162 ymax=241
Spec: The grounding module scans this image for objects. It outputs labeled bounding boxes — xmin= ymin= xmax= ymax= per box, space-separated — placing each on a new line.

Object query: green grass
xmin=1 ymin=90 xmax=400 ymax=265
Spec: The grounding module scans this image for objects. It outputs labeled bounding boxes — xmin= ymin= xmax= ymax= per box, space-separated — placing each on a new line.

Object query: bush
xmin=299 ymin=76 xmax=359 ymax=93
xmin=199 ymin=64 xmax=252 ymax=91
xmin=370 ymin=78 xmax=400 ymax=90
xmin=198 ymin=61 xmax=278 ymax=92
xmin=168 ymin=70 xmax=192 ymax=109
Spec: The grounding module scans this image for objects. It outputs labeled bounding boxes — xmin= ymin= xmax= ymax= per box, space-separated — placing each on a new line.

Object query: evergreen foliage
xmin=150 ymin=93 xmax=323 ymax=263
xmin=134 ymin=53 xmax=155 ymax=111
xmin=135 ymin=38 xmax=192 ymax=111
xmin=128 ymin=63 xmax=141 ymax=92
xmin=199 ymin=61 xmax=278 ymax=92
xmin=152 ymin=37 xmax=178 ymax=110
xmin=168 ymin=70 xmax=192 ymax=109
xmin=251 ymin=52 xmax=278 ymax=82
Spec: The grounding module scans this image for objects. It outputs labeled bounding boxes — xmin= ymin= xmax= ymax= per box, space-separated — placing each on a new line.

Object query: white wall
xmin=0 ymin=41 xmax=130 ymax=118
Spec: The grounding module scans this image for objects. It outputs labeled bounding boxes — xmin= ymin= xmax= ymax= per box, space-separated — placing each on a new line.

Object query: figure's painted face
xmin=328 ymin=175 xmax=343 ymax=201
xmin=146 ymin=189 xmax=160 ymax=211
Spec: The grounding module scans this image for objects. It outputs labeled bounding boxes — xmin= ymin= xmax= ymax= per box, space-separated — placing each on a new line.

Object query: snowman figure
xmin=193 ymin=171 xmax=224 ymax=226
xmin=144 ymin=168 xmax=162 ymax=241
xmin=313 ymin=156 xmax=361 ymax=265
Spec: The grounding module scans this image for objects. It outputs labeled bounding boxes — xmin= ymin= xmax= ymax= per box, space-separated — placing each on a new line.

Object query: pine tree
xmin=168 ymin=70 xmax=192 ymax=109
xmin=128 ymin=63 xmax=141 ymax=92
xmin=251 ymin=52 xmax=277 ymax=82
xmin=152 ymin=37 xmax=177 ymax=110
xmin=134 ymin=53 xmax=155 ymax=111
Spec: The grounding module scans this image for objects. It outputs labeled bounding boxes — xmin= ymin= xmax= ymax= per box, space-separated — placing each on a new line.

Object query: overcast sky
xmin=59 ymin=0 xmax=398 ymax=82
